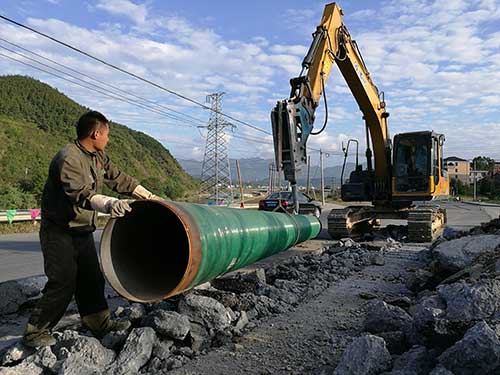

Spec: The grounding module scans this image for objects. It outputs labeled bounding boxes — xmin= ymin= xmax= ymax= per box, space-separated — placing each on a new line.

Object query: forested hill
xmin=0 ymin=75 xmax=196 ymax=209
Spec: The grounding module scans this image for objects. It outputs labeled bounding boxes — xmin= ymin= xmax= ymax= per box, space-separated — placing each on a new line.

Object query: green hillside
xmin=0 ymin=75 xmax=196 ymax=209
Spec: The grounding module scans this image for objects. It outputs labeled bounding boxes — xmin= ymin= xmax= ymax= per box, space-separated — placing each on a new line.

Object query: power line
xmin=0 ymin=43 xmax=205 ymax=127
xmin=231 ymin=133 xmax=273 ymax=145
xmin=0 ymin=46 xmax=274 ymax=154
xmin=0 ymin=36 xmax=207 ymax=127
xmin=0 ymin=50 xmax=201 ymax=128
xmin=0 ymin=14 xmax=271 ymax=135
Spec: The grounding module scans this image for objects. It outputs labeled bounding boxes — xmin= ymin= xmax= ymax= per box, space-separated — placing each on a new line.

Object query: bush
xmin=164 ymin=178 xmax=185 ymax=199
xmin=0 ymin=185 xmax=38 ymax=209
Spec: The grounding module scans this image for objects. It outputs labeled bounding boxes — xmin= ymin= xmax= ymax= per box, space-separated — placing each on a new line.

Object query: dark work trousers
xmin=28 ymin=221 xmax=108 ymax=330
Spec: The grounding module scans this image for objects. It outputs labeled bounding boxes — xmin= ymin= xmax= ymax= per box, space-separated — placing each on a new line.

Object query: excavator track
xmin=327 ymin=205 xmax=447 ymax=243
xmin=328 ymin=208 xmax=353 ymax=239
xmin=327 ymin=207 xmax=375 ymax=239
xmin=407 ymin=206 xmax=447 ymax=242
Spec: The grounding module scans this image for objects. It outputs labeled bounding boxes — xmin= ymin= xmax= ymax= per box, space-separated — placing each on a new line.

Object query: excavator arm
xmin=271 ymin=2 xmax=391 ymax=212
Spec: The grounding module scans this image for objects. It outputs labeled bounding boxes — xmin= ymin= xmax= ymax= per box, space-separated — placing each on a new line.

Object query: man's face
xmin=93 ymin=123 xmax=109 ymax=151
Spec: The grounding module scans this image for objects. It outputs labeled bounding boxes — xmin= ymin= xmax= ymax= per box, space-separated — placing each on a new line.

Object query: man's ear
xmin=90 ymin=130 xmax=99 ymax=140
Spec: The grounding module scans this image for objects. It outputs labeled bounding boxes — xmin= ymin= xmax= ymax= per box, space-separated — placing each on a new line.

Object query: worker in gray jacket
xmin=23 ymin=110 xmax=160 ymax=347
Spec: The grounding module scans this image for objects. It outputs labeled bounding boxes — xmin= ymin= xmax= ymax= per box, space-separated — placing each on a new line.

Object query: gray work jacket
xmin=41 ymin=140 xmax=138 ymax=233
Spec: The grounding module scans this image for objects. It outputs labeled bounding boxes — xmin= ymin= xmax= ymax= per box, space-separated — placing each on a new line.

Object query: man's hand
xmin=109 ymin=200 xmax=132 ymax=218
xmin=132 ymin=185 xmax=164 ymax=201
xmin=90 ymin=195 xmax=132 ymax=218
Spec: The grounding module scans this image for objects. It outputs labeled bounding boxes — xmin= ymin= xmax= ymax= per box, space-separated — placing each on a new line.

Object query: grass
xmin=0 ymin=216 xmax=110 ymax=236
xmin=459 ymin=195 xmax=500 ymax=204
xmin=0 ymin=221 xmax=40 ymax=235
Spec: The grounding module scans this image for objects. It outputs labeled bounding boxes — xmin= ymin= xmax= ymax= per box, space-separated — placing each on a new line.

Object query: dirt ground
xmin=170 ymin=242 xmax=426 ymax=374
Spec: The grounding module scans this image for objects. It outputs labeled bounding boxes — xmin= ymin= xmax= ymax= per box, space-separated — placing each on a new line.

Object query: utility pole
xmin=268 ymin=163 xmax=274 ymax=194
xmin=199 ymin=92 xmax=234 ymax=205
xmin=473 ymin=159 xmax=477 ymax=201
xmin=236 ymin=160 xmax=244 ymax=208
xmin=277 ymin=168 xmax=282 ymax=192
xmin=306 ymin=155 xmax=311 ymax=195
xmin=320 ymin=149 xmax=325 ymax=206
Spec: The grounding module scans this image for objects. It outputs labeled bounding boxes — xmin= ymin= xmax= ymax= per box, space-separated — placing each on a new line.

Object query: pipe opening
xmin=102 ymin=201 xmax=190 ymax=302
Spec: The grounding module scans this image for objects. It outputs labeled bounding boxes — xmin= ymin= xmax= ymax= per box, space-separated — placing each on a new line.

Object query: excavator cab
xmin=392 ymin=131 xmax=449 ymax=201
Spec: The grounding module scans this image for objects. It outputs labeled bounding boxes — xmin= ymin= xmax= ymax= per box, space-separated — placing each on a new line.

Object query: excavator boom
xmin=271 ymin=2 xmax=391 ymax=208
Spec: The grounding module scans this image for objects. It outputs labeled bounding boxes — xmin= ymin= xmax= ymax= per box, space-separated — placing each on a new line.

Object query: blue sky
xmin=1 ymin=0 xmax=500 ymax=168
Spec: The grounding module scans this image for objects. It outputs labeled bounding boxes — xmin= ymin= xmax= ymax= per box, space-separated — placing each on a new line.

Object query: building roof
xmin=444 ymin=156 xmax=467 ymax=162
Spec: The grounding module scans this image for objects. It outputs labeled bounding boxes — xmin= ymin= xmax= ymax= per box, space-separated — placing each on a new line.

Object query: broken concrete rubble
xmin=101 ymin=330 xmax=128 ymax=350
xmin=0 ymin=347 xmax=56 ymax=375
xmin=363 ymin=300 xmax=412 ymax=334
xmin=437 ymin=279 xmax=500 ymax=321
xmin=0 ymin=342 xmax=33 ymax=366
xmin=432 ymin=234 xmax=500 ymax=273
xmin=374 ymin=331 xmax=407 ymax=355
xmin=107 ymin=327 xmax=156 ymax=375
xmin=178 ymin=294 xmax=232 ymax=332
xmin=333 ymin=334 xmax=392 ymax=375
xmin=0 ymin=281 xmax=27 ymax=316
xmin=211 ymin=268 xmax=267 ymax=294
xmin=388 ymin=345 xmax=436 ymax=375
xmin=116 ymin=303 xmax=146 ymax=323
xmin=331 ymin=217 xmax=500 ymax=375
xmin=52 ymin=330 xmax=115 ymax=372
xmin=0 ymin=232 xmax=464 ymax=374
xmin=438 ymin=321 xmax=500 ymax=375
xmin=142 ymin=310 xmax=190 ymax=341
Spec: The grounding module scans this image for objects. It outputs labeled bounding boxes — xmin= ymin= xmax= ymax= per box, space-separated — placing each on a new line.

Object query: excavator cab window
xmin=393 ymin=135 xmax=430 ymax=193
xmin=433 ymin=137 xmax=440 ymax=185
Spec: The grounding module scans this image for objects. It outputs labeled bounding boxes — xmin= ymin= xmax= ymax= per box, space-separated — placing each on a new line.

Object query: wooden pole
xmin=306 ymin=155 xmax=311 ymax=195
xmin=236 ymin=160 xmax=244 ymax=208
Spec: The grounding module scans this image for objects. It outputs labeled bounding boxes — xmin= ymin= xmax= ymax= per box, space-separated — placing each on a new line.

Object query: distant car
xmin=206 ymin=193 xmax=232 ymax=206
xmin=258 ymin=191 xmax=322 ymax=217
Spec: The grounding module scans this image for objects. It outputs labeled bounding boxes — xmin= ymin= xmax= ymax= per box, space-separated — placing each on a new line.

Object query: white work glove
xmin=90 ymin=194 xmax=132 ymax=218
xmin=132 ymin=185 xmax=163 ymax=201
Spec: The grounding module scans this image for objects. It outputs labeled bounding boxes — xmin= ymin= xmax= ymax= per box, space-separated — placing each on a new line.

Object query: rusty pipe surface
xmin=100 ymin=200 xmax=321 ymax=303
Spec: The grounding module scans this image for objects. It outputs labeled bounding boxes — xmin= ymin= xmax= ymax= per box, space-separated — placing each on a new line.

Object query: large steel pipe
xmin=100 ymin=200 xmax=321 ymax=303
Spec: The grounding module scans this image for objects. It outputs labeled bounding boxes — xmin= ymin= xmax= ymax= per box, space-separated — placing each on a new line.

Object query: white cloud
xmin=95 ymin=0 xmax=148 ymax=25
xmin=349 ymin=9 xmax=376 ymax=19
xmin=2 ymin=0 xmax=500 ymax=161
xmin=269 ymin=44 xmax=307 ymax=56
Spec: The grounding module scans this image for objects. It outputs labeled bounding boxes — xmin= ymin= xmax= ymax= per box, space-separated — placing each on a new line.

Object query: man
xmin=23 ymin=110 xmax=160 ymax=347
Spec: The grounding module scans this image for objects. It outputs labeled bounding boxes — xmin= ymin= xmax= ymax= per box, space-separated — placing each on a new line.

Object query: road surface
xmin=0 ymin=202 xmax=498 ymax=282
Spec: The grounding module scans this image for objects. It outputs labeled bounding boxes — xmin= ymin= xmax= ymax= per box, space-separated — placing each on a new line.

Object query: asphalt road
xmin=0 ymin=202 xmax=498 ymax=283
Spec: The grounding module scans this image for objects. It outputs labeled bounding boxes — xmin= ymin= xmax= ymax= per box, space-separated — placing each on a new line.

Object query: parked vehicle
xmin=258 ymin=191 xmax=321 ymax=217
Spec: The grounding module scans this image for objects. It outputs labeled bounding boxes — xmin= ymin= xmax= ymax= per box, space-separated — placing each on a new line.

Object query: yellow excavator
xmin=271 ymin=2 xmax=449 ymax=242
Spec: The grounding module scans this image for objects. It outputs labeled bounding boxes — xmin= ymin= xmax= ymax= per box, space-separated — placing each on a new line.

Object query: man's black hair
xmin=76 ymin=111 xmax=109 ymax=140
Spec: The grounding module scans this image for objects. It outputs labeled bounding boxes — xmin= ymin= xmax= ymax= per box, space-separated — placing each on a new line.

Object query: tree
xmin=472 ymin=156 xmax=495 ymax=175
xmin=450 ymin=178 xmax=470 ymax=196
xmin=479 ymin=176 xmax=494 ymax=196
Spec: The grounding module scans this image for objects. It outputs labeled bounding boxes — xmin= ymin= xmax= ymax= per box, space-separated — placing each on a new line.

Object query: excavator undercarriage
xmin=327 ymin=205 xmax=447 ymax=242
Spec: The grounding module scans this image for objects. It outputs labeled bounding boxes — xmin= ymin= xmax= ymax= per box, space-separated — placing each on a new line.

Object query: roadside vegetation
xmin=0 ymin=75 xmax=197 ymax=212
